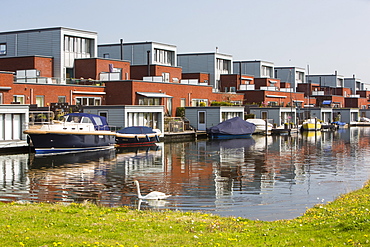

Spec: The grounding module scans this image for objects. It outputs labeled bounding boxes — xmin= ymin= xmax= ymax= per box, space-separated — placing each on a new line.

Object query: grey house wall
xmin=249 ymin=107 xmax=296 ymax=125
xmin=98 ymin=42 xmax=177 ymax=66
xmin=83 ymin=105 xmax=164 ymax=133
xmin=178 ymin=54 xmax=216 ymax=88
xmin=185 ymin=106 xmax=244 ymax=130
xmin=333 ymin=109 xmax=359 ymax=123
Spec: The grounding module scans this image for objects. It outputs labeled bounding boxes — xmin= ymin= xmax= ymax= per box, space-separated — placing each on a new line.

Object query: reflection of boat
xmin=24 ymin=113 xmax=116 ymax=155
xmin=115 ymin=126 xmax=161 ymax=147
xmin=246 ymin=119 xmax=272 ymax=134
xmin=116 ymin=145 xmax=160 ymax=155
xmin=115 ymin=145 xmax=162 ymax=163
xmin=29 ymin=149 xmax=116 ymax=169
xmin=302 ymin=130 xmax=322 ymax=139
xmin=207 ymin=117 xmax=256 ymax=139
xmin=301 ymin=118 xmax=322 ymax=131
xmin=209 ymin=137 xmax=255 ymax=149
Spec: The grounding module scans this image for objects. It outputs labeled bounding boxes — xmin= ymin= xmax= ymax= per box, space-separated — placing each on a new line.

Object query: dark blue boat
xmin=115 ymin=126 xmax=161 ymax=147
xmin=24 ymin=113 xmax=116 ymax=155
xmin=207 ymin=117 xmax=256 ymax=139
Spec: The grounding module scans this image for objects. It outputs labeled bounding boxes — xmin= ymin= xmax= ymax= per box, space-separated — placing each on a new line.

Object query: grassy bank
xmin=1 ymin=182 xmax=369 ymax=246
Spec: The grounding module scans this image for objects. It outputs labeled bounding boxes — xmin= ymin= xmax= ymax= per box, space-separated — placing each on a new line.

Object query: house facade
xmin=178 ymin=52 xmax=233 ymax=92
xmin=98 ymin=41 xmax=177 ymax=67
xmin=185 ymin=106 xmax=244 ymax=131
xmin=233 ymin=60 xmax=274 ymax=78
xmin=0 ymin=27 xmax=98 ymax=83
xmin=274 ymin=67 xmax=306 ymax=92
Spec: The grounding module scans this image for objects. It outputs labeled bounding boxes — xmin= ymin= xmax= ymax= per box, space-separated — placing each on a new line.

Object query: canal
xmin=1 ymin=127 xmax=370 ymax=221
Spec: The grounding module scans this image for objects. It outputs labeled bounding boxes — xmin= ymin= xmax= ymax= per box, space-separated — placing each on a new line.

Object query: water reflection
xmin=1 ymin=128 xmax=370 ymax=220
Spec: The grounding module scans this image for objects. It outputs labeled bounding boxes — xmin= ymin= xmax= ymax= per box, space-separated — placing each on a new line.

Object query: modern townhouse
xmin=274 ymin=66 xmax=306 ymax=92
xmin=177 ymin=51 xmax=233 ymax=92
xmin=0 ymin=27 xmax=97 ymax=83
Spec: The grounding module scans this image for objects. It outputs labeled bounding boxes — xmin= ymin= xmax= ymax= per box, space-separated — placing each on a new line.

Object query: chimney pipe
xmin=147 ymin=50 xmax=151 ymax=76
xmin=120 ymin=39 xmax=124 ymax=60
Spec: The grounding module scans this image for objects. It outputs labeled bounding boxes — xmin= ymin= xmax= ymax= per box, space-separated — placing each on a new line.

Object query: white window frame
xmin=13 ymin=95 xmax=25 ymax=104
xmin=0 ymin=43 xmax=6 ymax=55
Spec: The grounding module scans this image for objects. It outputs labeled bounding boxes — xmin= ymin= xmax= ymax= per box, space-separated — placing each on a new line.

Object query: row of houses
xmin=0 ymin=26 xmax=370 ymax=149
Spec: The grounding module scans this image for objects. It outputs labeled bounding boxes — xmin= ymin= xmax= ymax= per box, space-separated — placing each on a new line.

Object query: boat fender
xmin=155 ymin=135 xmax=160 ymax=142
xmin=135 ymin=135 xmax=139 ymax=142
xmin=146 ymin=135 xmax=151 ymax=142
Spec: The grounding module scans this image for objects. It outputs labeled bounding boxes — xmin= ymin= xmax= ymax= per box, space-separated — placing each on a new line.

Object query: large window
xmin=36 ymin=96 xmax=44 ymax=107
xmin=64 ymin=36 xmax=92 ymax=54
xmin=58 ymin=96 xmax=66 ymax=103
xmin=262 ymin=66 xmax=273 ymax=78
xmin=76 ymin=97 xmax=101 ymax=106
xmin=138 ymin=97 xmax=161 ymax=105
xmin=13 ymin=95 xmax=25 ymax=104
xmin=191 ymin=99 xmax=208 ymax=106
xmin=154 ymin=49 xmax=174 ymax=66
xmin=217 ymin=58 xmax=231 ymax=72
xmin=0 ymin=43 xmax=6 ymax=55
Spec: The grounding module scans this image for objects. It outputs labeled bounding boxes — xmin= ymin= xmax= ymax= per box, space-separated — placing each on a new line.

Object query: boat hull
xmin=28 ymin=133 xmax=116 ymax=155
xmin=115 ymin=134 xmax=160 ymax=147
xmin=301 ymin=122 xmax=322 ymax=131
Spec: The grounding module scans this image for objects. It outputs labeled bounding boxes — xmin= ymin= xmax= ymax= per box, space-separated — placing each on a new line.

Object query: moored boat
xmin=24 ymin=113 xmax=116 ymax=155
xmin=301 ymin=118 xmax=322 ymax=131
xmin=207 ymin=117 xmax=256 ymax=139
xmin=246 ymin=118 xmax=273 ymax=134
xmin=115 ymin=126 xmax=161 ymax=147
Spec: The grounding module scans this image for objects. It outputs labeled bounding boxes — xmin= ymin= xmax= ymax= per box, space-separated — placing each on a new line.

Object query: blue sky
xmin=2 ymin=0 xmax=370 ymax=84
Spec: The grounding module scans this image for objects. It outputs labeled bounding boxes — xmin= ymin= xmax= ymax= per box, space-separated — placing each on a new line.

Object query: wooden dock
xmin=161 ymin=130 xmax=208 ymax=142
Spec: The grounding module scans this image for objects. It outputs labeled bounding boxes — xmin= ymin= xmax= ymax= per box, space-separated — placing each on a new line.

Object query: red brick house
xmin=104 ymin=80 xmax=244 ymax=116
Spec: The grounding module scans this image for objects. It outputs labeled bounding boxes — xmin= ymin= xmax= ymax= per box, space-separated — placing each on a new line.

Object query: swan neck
xmin=135 ymin=181 xmax=142 ymax=198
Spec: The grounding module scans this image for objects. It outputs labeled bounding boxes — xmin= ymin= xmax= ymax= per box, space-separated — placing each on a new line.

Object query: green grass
xmin=1 ymin=182 xmax=369 ymax=247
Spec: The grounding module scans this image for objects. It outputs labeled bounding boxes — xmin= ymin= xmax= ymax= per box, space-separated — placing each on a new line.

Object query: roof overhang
xmin=72 ymin=91 xmax=106 ymax=95
xmin=137 ymin=92 xmax=173 ymax=98
xmin=266 ymin=95 xmax=287 ymax=98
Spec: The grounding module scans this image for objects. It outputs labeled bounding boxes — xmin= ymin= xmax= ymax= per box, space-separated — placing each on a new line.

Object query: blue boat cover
xmin=207 ymin=117 xmax=256 ymax=135
xmin=332 ymin=121 xmax=346 ymax=126
xmin=117 ymin=126 xmax=156 ymax=134
xmin=65 ymin=113 xmax=110 ymax=130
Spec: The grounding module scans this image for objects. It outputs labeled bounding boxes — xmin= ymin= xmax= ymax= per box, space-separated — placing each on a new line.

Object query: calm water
xmin=1 ymin=127 xmax=370 ymax=221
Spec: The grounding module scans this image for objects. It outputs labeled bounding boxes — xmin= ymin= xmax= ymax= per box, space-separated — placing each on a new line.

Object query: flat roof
xmin=98 ymin=41 xmax=177 ymax=48
xmin=0 ymin=27 xmax=97 ymax=35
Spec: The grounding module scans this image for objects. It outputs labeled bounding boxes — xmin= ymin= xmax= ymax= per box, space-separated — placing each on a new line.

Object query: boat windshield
xmin=64 ymin=115 xmax=82 ymax=123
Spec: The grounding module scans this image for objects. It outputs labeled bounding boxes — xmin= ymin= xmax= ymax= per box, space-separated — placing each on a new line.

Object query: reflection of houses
xmin=83 ymin=105 xmax=164 ymax=133
xmin=0 ymin=154 xmax=29 ymax=196
xmin=184 ymin=106 xmax=244 ymax=131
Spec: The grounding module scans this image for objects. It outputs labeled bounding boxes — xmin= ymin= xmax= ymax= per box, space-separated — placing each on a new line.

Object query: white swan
xmin=134 ymin=180 xmax=171 ymax=200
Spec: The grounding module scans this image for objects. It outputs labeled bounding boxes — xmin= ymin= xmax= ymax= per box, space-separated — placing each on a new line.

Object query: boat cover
xmin=332 ymin=121 xmax=346 ymax=126
xmin=117 ymin=126 xmax=156 ymax=134
xmin=65 ymin=113 xmax=110 ymax=130
xmin=207 ymin=117 xmax=256 ymax=135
